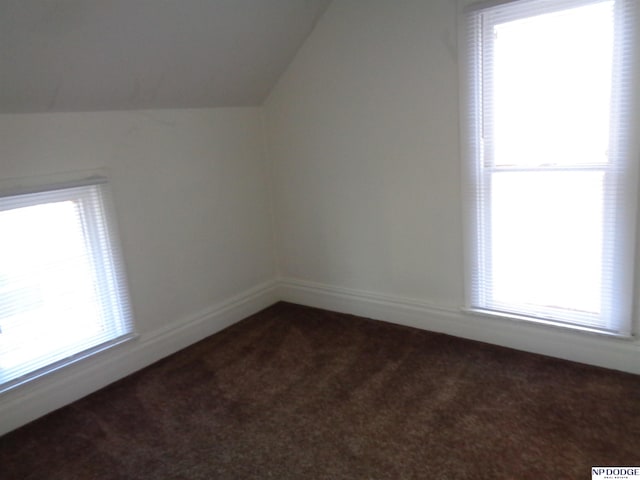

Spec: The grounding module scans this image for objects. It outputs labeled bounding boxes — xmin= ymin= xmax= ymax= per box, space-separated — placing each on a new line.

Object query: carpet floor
xmin=1 ymin=302 xmax=639 ymax=479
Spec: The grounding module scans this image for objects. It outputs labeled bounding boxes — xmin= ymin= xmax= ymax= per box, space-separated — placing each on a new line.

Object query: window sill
xmin=461 ymin=307 xmax=634 ymax=340
xmin=0 ymin=332 xmax=139 ymax=395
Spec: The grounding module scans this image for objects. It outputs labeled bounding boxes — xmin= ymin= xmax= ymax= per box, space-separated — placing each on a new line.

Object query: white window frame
xmin=459 ymin=0 xmax=639 ymax=336
xmin=0 ymin=170 xmax=136 ymax=392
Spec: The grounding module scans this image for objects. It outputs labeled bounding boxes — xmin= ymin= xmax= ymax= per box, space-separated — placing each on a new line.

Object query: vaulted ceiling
xmin=0 ymin=0 xmax=331 ymax=113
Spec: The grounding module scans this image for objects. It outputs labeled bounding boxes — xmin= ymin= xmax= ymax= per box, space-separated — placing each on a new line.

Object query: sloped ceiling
xmin=0 ymin=0 xmax=331 ymax=113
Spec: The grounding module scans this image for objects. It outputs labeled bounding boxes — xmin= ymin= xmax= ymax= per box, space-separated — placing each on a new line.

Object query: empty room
xmin=1 ymin=0 xmax=639 ymax=478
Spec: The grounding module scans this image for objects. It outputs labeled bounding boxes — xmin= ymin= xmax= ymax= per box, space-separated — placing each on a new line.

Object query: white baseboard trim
xmin=0 ymin=279 xmax=279 ymax=436
xmin=3 ymin=276 xmax=638 ymax=436
xmin=277 ymin=277 xmax=640 ymax=375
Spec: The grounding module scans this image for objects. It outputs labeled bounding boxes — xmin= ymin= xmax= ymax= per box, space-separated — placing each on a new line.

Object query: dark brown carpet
xmin=1 ymin=302 xmax=639 ymax=479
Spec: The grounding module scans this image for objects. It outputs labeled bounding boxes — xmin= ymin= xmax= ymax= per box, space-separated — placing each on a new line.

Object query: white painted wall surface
xmin=266 ymin=0 xmax=462 ymax=306
xmin=0 ymin=108 xmax=278 ymax=434
xmin=265 ymin=0 xmax=640 ymax=373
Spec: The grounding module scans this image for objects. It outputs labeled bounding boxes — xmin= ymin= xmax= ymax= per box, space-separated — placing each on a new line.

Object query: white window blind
xmin=0 ymin=176 xmax=135 ymax=392
xmin=461 ymin=0 xmax=637 ymax=335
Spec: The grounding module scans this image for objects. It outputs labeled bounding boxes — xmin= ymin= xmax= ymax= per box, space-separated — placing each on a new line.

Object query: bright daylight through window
xmin=0 ymin=176 xmax=135 ymax=392
xmin=462 ymin=0 xmax=636 ymax=335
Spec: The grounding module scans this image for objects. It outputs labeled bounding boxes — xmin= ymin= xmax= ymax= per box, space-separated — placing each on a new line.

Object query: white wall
xmin=0 ymin=108 xmax=278 ymax=434
xmin=265 ymin=0 xmax=640 ymax=373
xmin=266 ymin=0 xmax=462 ymax=305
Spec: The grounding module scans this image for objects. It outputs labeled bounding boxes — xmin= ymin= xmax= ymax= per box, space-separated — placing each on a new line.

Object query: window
xmin=0 ymin=173 xmax=135 ymax=392
xmin=461 ymin=0 xmax=637 ymax=335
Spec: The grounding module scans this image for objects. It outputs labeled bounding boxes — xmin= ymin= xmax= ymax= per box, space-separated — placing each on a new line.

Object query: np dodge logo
xmin=592 ymin=467 xmax=640 ymax=479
